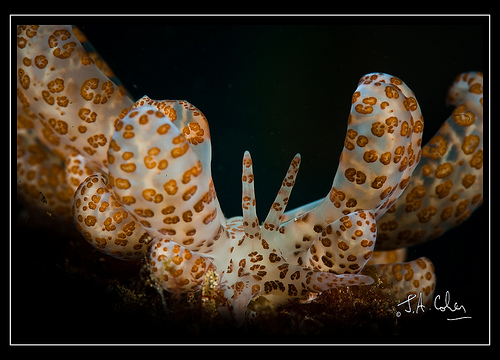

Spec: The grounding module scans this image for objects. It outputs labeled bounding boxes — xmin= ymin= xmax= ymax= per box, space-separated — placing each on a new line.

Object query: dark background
xmin=13 ymin=16 xmax=488 ymax=344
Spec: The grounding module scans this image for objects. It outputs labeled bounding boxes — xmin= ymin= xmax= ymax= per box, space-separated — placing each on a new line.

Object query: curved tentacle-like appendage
xmin=73 ymin=172 xmax=153 ymax=259
xmin=107 ymin=100 xmax=225 ymax=254
xmin=17 ymin=130 xmax=75 ymax=222
xmin=278 ymin=73 xmax=424 ymax=258
xmin=376 ymin=72 xmax=483 ymax=250
xmin=298 ymin=210 xmax=377 ymax=274
xmin=367 ymin=248 xmax=407 ymax=265
xmin=16 ymin=25 xmax=134 ymax=169
xmin=17 ymin=25 xmax=134 ymax=222
xmin=150 ymin=238 xmax=212 ymax=292
xmin=374 ymin=257 xmax=436 ymax=309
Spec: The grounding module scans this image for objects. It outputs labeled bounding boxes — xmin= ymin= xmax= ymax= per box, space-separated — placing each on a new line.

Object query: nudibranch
xmin=16 ymin=25 xmax=483 ymax=324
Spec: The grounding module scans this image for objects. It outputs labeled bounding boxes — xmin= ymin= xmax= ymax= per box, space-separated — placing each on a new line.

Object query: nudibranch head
xmin=211 ymin=151 xmax=375 ymax=322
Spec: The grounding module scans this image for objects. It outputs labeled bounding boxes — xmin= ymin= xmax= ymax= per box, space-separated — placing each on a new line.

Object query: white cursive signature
xmin=396 ymin=290 xmax=472 ymax=321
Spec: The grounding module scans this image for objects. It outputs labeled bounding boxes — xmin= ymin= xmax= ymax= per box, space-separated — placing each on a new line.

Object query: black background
xmin=12 ymin=15 xmax=489 ymax=344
